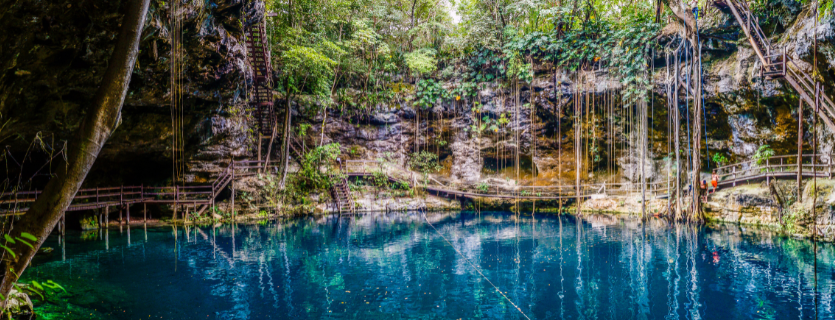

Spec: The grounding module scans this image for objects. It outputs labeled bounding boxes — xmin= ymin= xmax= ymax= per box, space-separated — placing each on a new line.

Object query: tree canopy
xmin=262 ymin=0 xmax=826 ymax=111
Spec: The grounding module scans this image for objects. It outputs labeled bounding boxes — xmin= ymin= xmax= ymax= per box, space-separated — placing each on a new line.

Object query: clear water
xmin=24 ymin=212 xmax=835 ymax=319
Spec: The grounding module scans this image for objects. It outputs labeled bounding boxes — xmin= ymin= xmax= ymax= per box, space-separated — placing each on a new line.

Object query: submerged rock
xmin=4 ymin=288 xmax=34 ymax=319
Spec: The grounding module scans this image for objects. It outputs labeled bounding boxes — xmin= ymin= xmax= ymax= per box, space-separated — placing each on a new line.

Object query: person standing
xmin=711 ymin=171 xmax=719 ymax=194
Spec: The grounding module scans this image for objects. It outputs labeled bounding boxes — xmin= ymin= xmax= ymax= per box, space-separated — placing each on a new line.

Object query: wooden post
xmin=143 ymin=203 xmax=147 ymax=223
xmin=174 ymin=185 xmax=179 ymax=221
xmin=119 ymin=186 xmax=124 ymax=225
xmin=105 ymin=206 xmax=109 ymax=227
xmin=766 ymin=157 xmax=770 ymax=184
xmin=258 ymin=134 xmax=263 ymax=174
xmin=61 ymin=213 xmax=65 ymax=236
xmin=126 ymin=203 xmax=130 ymax=224
xmin=733 ymin=167 xmax=737 ymax=187
xmin=798 ymin=99 xmax=803 ymax=202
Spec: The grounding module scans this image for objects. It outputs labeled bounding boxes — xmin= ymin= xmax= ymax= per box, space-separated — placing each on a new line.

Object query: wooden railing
xmin=2 ymin=153 xmax=830 ymax=215
xmin=713 ymin=153 xmax=832 ymax=186
xmin=1 ymin=185 xmax=146 ymax=214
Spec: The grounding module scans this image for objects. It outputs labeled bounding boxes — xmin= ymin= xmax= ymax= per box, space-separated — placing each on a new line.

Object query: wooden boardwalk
xmin=2 ymin=154 xmax=832 ymax=219
xmin=712 ymin=154 xmax=832 ymax=191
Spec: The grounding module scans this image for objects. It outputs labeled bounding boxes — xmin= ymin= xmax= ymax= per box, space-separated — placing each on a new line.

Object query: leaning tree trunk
xmin=0 ymin=0 xmax=150 ymax=306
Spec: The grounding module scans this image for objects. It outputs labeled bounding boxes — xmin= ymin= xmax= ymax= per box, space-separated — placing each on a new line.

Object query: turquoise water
xmin=25 ymin=212 xmax=835 ymax=319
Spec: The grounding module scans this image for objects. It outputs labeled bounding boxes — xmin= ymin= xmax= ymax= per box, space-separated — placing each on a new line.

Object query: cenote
xmin=25 ymin=212 xmax=835 ymax=319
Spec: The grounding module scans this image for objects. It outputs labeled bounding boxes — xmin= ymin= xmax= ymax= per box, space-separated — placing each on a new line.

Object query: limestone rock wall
xmin=0 ymin=0 xmax=257 ymax=186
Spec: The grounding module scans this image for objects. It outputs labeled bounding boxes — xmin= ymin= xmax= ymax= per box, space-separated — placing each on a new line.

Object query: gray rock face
xmin=617 ymin=139 xmax=657 ymax=183
xmin=451 ymin=130 xmax=482 ymax=184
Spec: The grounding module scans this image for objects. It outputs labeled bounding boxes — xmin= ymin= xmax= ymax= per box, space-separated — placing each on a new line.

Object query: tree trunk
xmin=0 ymin=0 xmax=150 ymax=305
xmin=278 ymin=79 xmax=293 ymax=188
xmin=665 ymin=0 xmax=703 ymax=222
xmin=690 ymin=47 xmax=703 ymax=223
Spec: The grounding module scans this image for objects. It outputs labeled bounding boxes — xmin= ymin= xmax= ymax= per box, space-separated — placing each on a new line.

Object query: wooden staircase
xmin=718 ymin=0 xmax=835 ymax=132
xmin=331 ymin=163 xmax=355 ymax=213
xmin=331 ymin=177 xmax=354 ymax=214
xmin=195 ymin=161 xmax=236 ymax=215
xmin=245 ymin=19 xmax=275 ymax=136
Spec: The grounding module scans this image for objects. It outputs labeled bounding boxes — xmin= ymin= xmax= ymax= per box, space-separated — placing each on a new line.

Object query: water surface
xmin=26 ymin=212 xmax=835 ymax=319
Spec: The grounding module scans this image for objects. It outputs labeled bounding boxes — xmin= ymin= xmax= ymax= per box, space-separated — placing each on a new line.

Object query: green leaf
xmin=15 ymin=238 xmax=33 ymax=250
xmin=32 ymin=281 xmax=44 ymax=291
xmin=0 ymin=245 xmax=15 ymax=259
xmin=20 ymin=233 xmax=37 ymax=242
xmin=45 ymin=280 xmax=67 ymax=293
xmin=4 ymin=234 xmax=15 ymax=244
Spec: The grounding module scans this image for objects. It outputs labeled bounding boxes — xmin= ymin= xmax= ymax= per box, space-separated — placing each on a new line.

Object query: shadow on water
xmin=24 ymin=212 xmax=835 ymax=319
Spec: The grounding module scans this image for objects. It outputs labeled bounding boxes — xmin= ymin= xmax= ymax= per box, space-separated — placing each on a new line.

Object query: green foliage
xmin=754 ymin=145 xmax=775 ymax=166
xmin=409 ymin=151 xmax=442 ymax=185
xmin=297 ymin=123 xmax=312 ymax=137
xmin=294 ymin=143 xmax=342 ymax=190
xmin=405 ymin=48 xmax=438 ymax=76
xmin=503 ymin=50 xmax=533 ymax=82
xmin=414 ymin=79 xmax=448 ymax=110
xmin=450 ymin=82 xmax=479 ymax=101
xmin=712 ymin=153 xmax=729 ymax=167
xmin=466 ymin=113 xmax=508 ymax=136
xmin=0 ymin=233 xmax=65 ymax=304
xmin=278 ymin=143 xmax=343 ymax=206
xmin=371 ymin=169 xmax=389 ymax=187
xmin=476 ymin=182 xmax=489 ymax=193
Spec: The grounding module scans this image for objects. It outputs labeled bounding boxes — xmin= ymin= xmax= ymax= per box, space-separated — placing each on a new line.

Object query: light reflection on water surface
xmin=25 ymin=212 xmax=835 ymax=319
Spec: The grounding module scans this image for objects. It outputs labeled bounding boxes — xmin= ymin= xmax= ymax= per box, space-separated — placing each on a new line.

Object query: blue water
xmin=25 ymin=212 xmax=835 ymax=319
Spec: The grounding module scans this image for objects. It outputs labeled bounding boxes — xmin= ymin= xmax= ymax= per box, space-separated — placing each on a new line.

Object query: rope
xmin=422 ymin=214 xmax=532 ymax=320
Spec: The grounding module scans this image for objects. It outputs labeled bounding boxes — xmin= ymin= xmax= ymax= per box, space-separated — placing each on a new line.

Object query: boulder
xmin=4 ymin=288 xmax=34 ymax=319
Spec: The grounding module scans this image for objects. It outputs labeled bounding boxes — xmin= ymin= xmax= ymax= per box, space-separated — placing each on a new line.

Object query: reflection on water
xmin=25 ymin=212 xmax=835 ymax=319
